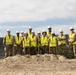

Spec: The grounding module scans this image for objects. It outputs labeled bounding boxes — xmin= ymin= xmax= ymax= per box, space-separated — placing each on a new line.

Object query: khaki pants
xmin=58 ymin=44 xmax=67 ymax=56
xmin=67 ymin=44 xmax=75 ymax=58
xmin=13 ymin=46 xmax=23 ymax=55
xmin=5 ymin=44 xmax=13 ymax=57
xmin=73 ymin=44 xmax=76 ymax=57
xmin=23 ymin=47 xmax=30 ymax=55
xmin=37 ymin=46 xmax=42 ymax=54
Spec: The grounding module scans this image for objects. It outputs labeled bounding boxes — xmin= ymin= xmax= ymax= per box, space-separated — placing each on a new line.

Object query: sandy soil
xmin=0 ymin=54 xmax=76 ymax=75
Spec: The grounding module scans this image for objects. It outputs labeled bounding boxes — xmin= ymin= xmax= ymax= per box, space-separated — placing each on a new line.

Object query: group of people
xmin=3 ymin=26 xmax=76 ymax=58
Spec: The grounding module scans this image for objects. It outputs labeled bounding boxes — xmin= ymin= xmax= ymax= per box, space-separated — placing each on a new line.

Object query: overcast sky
xmin=0 ymin=0 xmax=76 ymax=36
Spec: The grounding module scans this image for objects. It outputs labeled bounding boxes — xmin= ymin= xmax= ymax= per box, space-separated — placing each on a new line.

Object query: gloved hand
xmin=4 ymin=47 xmax=6 ymax=52
xmin=23 ymin=48 xmax=25 ymax=53
xmin=17 ymin=44 xmax=20 ymax=47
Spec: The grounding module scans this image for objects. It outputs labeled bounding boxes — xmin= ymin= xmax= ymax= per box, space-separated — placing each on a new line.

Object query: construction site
xmin=0 ymin=0 xmax=76 ymax=75
xmin=0 ymin=37 xmax=76 ymax=75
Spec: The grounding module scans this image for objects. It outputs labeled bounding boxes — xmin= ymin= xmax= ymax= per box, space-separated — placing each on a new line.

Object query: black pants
xmin=23 ymin=47 xmax=30 ymax=55
xmin=30 ymin=47 xmax=37 ymax=55
xmin=41 ymin=46 xmax=48 ymax=54
xmin=13 ymin=46 xmax=23 ymax=55
xmin=49 ymin=47 xmax=56 ymax=54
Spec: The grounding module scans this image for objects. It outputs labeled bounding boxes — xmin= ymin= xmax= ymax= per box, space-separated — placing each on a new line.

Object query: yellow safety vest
xmin=47 ymin=32 xmax=52 ymax=38
xmin=58 ymin=35 xmax=66 ymax=45
xmin=30 ymin=36 xmax=37 ymax=47
xmin=20 ymin=36 xmax=24 ymax=40
xmin=14 ymin=36 xmax=22 ymax=46
xmin=50 ymin=36 xmax=57 ymax=47
xmin=41 ymin=36 xmax=48 ymax=46
xmin=37 ymin=36 xmax=41 ymax=47
xmin=5 ymin=35 xmax=13 ymax=45
xmin=69 ymin=33 xmax=76 ymax=44
xmin=23 ymin=37 xmax=30 ymax=47
xmin=28 ymin=32 xmax=32 ymax=38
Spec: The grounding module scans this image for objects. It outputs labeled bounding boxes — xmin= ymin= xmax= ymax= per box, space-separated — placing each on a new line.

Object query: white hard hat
xmin=21 ymin=31 xmax=24 ymax=33
xmin=48 ymin=26 xmax=51 ymax=29
xmin=29 ymin=26 xmax=32 ymax=29
xmin=32 ymin=30 xmax=34 ymax=33
xmin=24 ymin=31 xmax=26 ymax=34
xmin=42 ymin=30 xmax=47 ymax=34
xmin=51 ymin=31 xmax=55 ymax=34
xmin=7 ymin=29 xmax=10 ymax=32
xmin=59 ymin=29 xmax=63 ymax=32
xmin=42 ymin=30 xmax=46 ymax=32
xmin=70 ymin=27 xmax=74 ymax=30
xmin=24 ymin=31 xmax=28 ymax=34
xmin=16 ymin=31 xmax=19 ymax=33
xmin=37 ymin=31 xmax=40 ymax=34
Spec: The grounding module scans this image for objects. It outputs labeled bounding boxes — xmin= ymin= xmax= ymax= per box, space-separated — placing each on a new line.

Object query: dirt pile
xmin=0 ymin=54 xmax=76 ymax=75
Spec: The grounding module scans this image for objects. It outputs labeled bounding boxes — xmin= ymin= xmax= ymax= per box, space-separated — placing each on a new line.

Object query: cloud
xmin=0 ymin=0 xmax=76 ymax=22
xmin=0 ymin=25 xmax=29 ymax=29
xmin=33 ymin=24 xmax=76 ymax=35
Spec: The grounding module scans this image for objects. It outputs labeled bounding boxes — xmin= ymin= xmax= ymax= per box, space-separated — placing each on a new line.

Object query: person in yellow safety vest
xmin=20 ymin=31 xmax=24 ymax=55
xmin=49 ymin=31 xmax=57 ymax=54
xmin=28 ymin=27 xmax=32 ymax=38
xmin=57 ymin=29 xmax=67 ymax=56
xmin=3 ymin=29 xmax=14 ymax=57
xmin=20 ymin=31 xmax=24 ymax=40
xmin=37 ymin=31 xmax=41 ymax=54
xmin=74 ymin=33 xmax=76 ymax=56
xmin=23 ymin=32 xmax=31 ymax=55
xmin=69 ymin=27 xmax=76 ymax=58
xmin=47 ymin=26 xmax=52 ymax=38
xmin=30 ymin=31 xmax=37 ymax=55
xmin=41 ymin=30 xmax=49 ymax=54
xmin=13 ymin=31 xmax=23 ymax=55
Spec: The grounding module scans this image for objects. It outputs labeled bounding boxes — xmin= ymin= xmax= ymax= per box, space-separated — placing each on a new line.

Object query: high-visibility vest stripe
xmin=41 ymin=36 xmax=48 ymax=46
xmin=5 ymin=35 xmax=13 ymax=44
xmin=30 ymin=36 xmax=37 ymax=47
xmin=15 ymin=36 xmax=22 ymax=44
xmin=69 ymin=33 xmax=76 ymax=44
xmin=50 ymin=36 xmax=57 ymax=47
xmin=58 ymin=35 xmax=66 ymax=45
xmin=23 ymin=37 xmax=30 ymax=47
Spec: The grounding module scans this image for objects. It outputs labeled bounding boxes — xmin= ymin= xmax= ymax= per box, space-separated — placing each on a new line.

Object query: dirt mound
xmin=57 ymin=55 xmax=67 ymax=61
xmin=2 ymin=54 xmax=67 ymax=64
xmin=0 ymin=54 xmax=76 ymax=75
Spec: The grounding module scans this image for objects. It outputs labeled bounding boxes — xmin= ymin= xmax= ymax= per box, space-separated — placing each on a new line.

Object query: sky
xmin=0 ymin=0 xmax=76 ymax=36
